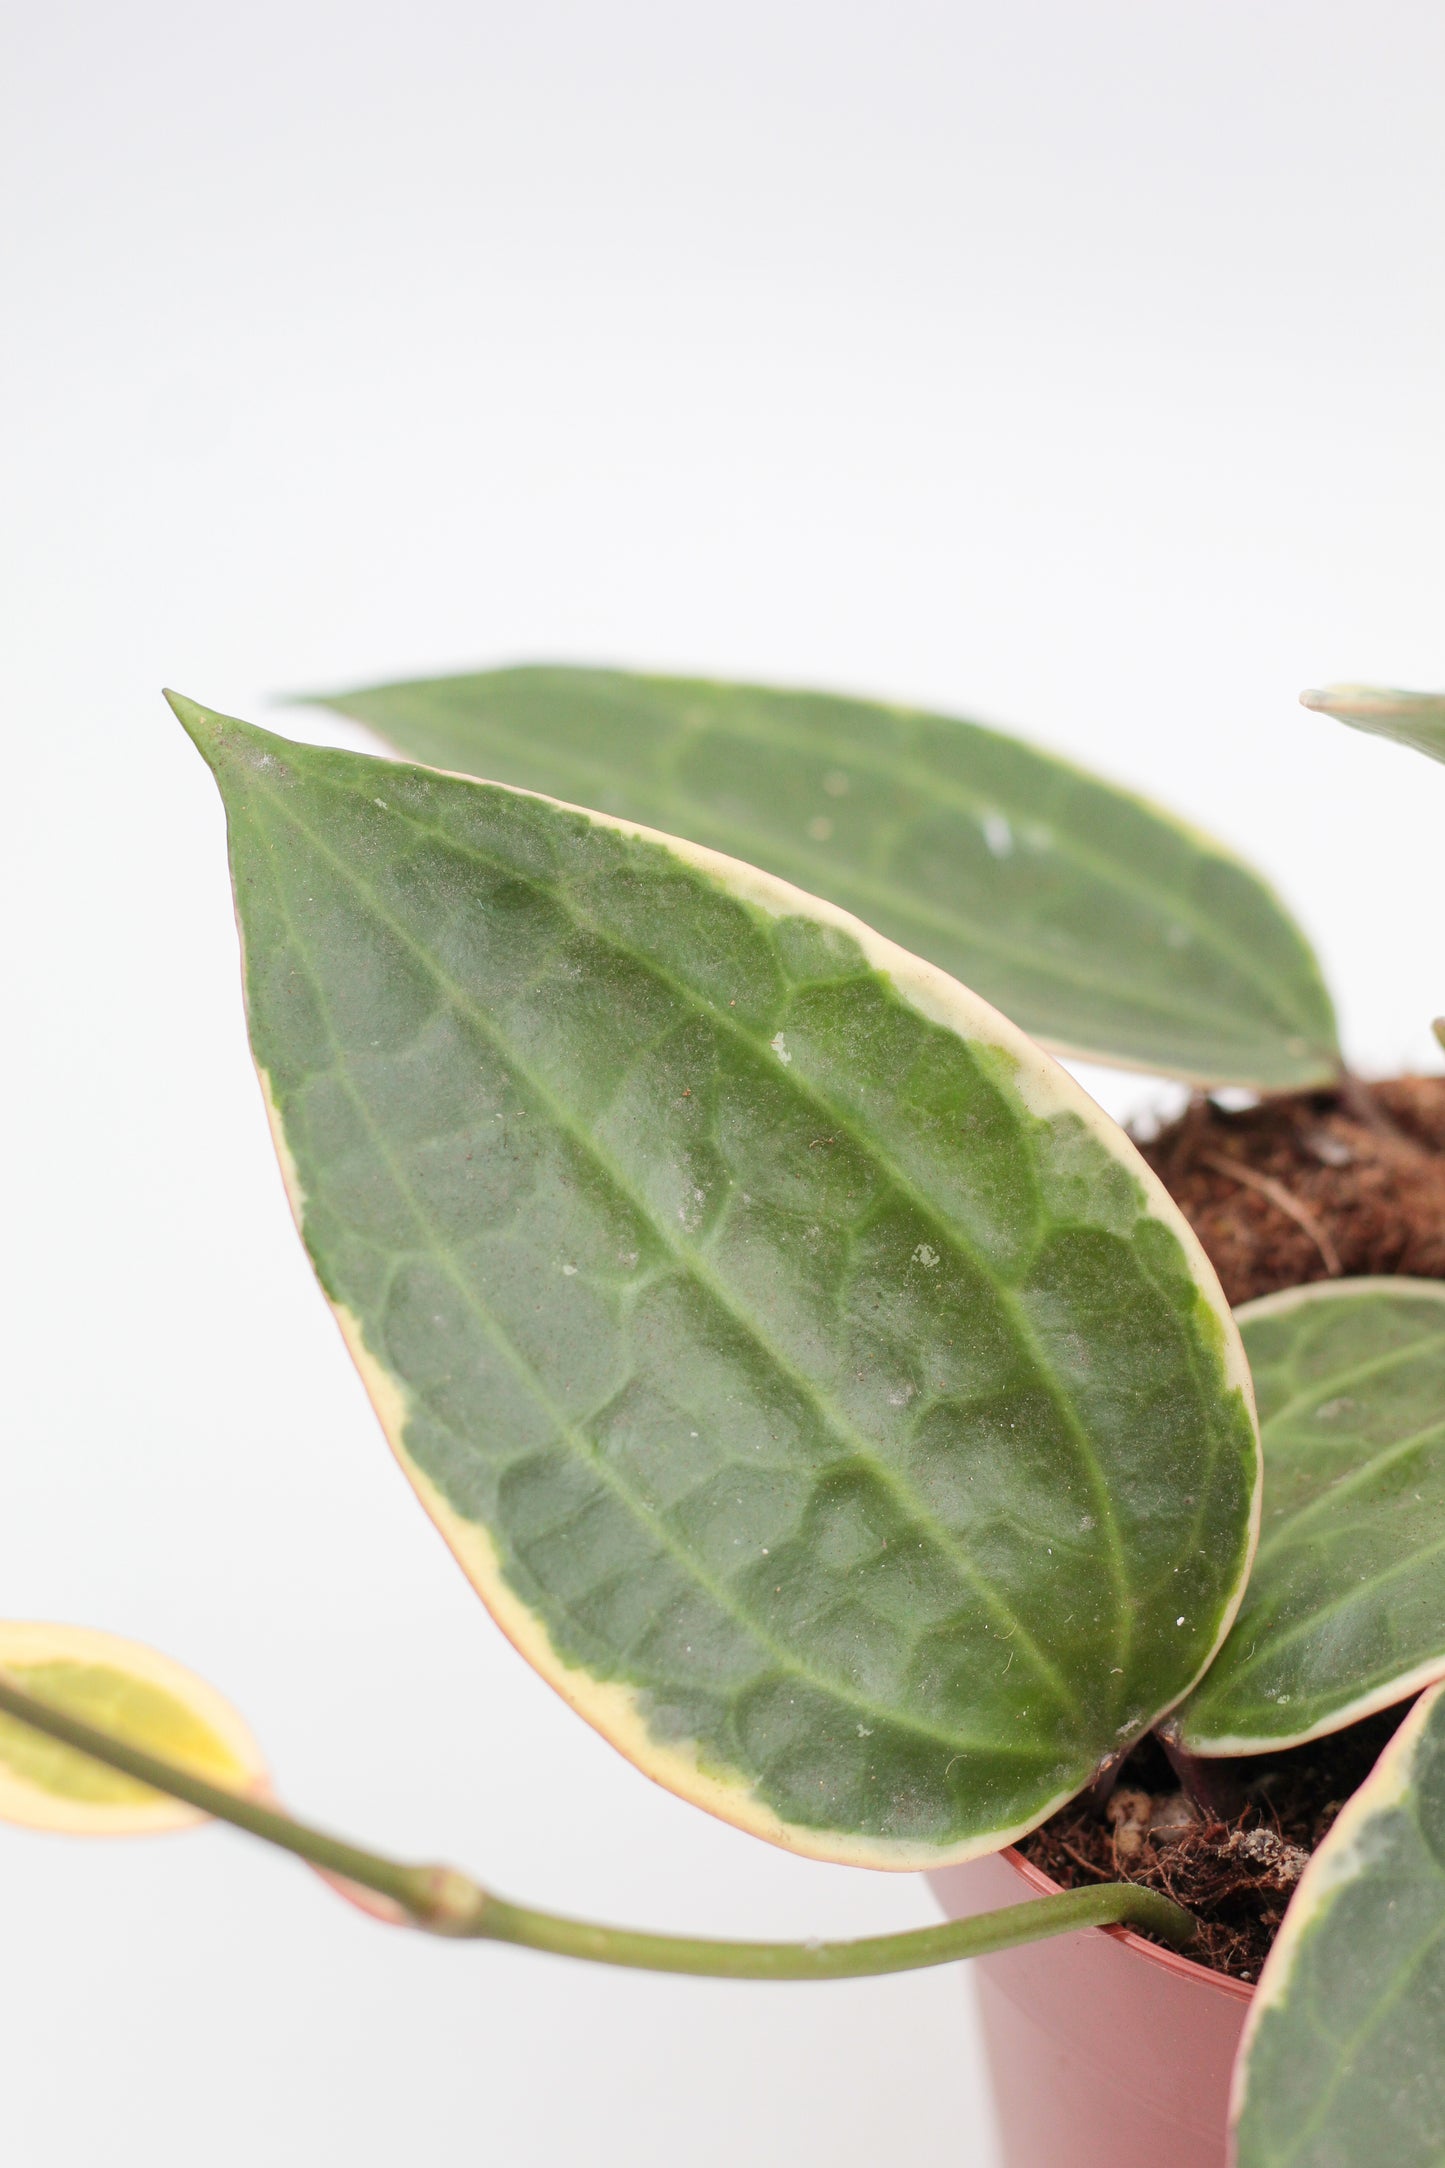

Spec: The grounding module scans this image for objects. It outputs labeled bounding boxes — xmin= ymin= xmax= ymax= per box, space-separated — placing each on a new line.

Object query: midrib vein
xmin=1211 ymin=1526 xmax=1445 ymax=1686
xmin=262 ymin=779 xmax=1089 ymax=1717
xmin=1254 ymin=1413 xmax=1445 ymax=1562
xmin=357 ymin=770 xmax=1140 ymax=1666
xmin=265 ymin=868 xmax=1058 ymax=1768
xmin=1256 ymin=1328 xmax=1445 ymax=1434
xmin=320 ymin=767 xmax=1170 ymax=1695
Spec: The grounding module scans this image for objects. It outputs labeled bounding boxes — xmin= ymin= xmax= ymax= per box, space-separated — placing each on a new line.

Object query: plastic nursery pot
xmin=928 ymin=1847 xmax=1252 ymax=2168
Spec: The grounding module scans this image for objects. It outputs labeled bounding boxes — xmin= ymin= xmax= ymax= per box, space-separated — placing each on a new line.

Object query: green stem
xmin=0 ymin=1671 xmax=1193 ymax=1974
xmin=478 ymin=1882 xmax=1196 ymax=1978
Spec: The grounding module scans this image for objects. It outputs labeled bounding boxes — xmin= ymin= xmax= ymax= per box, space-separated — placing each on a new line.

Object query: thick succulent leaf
xmin=176 ymin=692 xmax=1259 ymax=1867
xmin=0 ymin=1623 xmax=265 ymax=1834
xmin=1302 ymin=683 xmax=1445 ymax=765
xmin=1174 ymin=1281 xmax=1445 ymax=1756
xmin=1232 ymin=1681 xmax=1445 ymax=2166
xmin=308 ymin=666 xmax=1339 ymax=1090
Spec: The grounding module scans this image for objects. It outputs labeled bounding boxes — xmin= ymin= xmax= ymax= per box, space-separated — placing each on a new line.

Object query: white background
xmin=2 ymin=3 xmax=1443 ymax=2161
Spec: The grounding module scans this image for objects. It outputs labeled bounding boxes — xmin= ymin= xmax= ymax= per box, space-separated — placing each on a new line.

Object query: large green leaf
xmin=1302 ymin=683 xmax=1445 ymax=765
xmin=1173 ymin=1281 xmax=1445 ymax=1756
xmin=307 ymin=666 xmax=1339 ymax=1090
xmin=175 ymin=692 xmax=1258 ymax=1866
xmin=1232 ymin=1680 xmax=1445 ymax=2166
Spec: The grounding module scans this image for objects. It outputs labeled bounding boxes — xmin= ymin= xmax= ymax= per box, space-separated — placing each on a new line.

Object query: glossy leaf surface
xmin=0 ymin=1623 xmax=265 ymax=1833
xmin=1233 ymin=1681 xmax=1445 ymax=2166
xmin=1302 ymin=683 xmax=1445 ymax=765
xmin=1176 ymin=1281 xmax=1445 ymax=1755
xmin=311 ymin=666 xmax=1339 ymax=1090
xmin=179 ymin=694 xmax=1258 ymax=1866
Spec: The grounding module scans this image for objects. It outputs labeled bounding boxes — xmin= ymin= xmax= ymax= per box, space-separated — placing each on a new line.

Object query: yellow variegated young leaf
xmin=0 ymin=1623 xmax=266 ymax=1835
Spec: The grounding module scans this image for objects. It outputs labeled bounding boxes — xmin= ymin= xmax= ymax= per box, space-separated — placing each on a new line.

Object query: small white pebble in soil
xmin=1147 ymin=1792 xmax=1199 ymax=1841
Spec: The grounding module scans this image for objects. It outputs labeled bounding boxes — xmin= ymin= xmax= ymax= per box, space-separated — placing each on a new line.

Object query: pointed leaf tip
xmin=166 ymin=690 xmax=296 ymax=785
xmin=1301 ymin=682 xmax=1445 ymax=765
xmin=165 ymin=687 xmax=223 ymax=746
xmin=167 ymin=689 xmax=252 ymax=779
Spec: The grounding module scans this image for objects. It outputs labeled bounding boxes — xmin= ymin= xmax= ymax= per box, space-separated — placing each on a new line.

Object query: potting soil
xmin=1018 ymin=1072 xmax=1445 ymax=1980
xmin=1018 ymin=1712 xmax=1405 ymax=1981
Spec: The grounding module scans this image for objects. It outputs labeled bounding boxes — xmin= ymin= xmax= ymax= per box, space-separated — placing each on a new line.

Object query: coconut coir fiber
xmin=1017 ymin=1074 xmax=1445 ymax=1978
xmin=1019 ymin=1713 xmax=1405 ymax=1982
xmin=1137 ymin=1073 xmax=1445 ymax=1305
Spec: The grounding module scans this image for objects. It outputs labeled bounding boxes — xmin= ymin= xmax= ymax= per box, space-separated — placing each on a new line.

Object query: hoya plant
xmin=3 ymin=673 xmax=1444 ymax=2164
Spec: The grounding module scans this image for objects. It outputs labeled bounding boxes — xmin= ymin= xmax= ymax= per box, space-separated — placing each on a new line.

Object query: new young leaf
xmin=308 ymin=667 xmax=1339 ymax=1091
xmin=1173 ymin=1281 xmax=1445 ymax=1755
xmin=0 ymin=1622 xmax=265 ymax=1834
xmin=176 ymin=693 xmax=1259 ymax=1866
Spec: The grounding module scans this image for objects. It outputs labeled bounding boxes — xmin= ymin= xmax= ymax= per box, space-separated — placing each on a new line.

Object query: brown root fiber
xmin=1137 ymin=1074 xmax=1445 ymax=1306
xmin=1019 ymin=1713 xmax=1406 ymax=1982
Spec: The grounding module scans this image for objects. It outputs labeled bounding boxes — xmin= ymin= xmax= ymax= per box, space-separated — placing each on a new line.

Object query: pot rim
xmin=997 ymin=1843 xmax=1254 ymax=2001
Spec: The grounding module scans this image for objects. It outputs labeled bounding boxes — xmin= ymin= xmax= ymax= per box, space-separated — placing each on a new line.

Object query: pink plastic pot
xmin=928 ymin=1848 xmax=1252 ymax=2168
